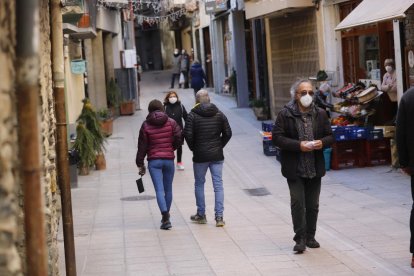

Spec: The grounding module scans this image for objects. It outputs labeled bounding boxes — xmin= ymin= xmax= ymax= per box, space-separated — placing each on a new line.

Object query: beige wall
xmin=245 ymin=0 xmax=313 ymax=20
xmin=181 ymin=26 xmax=193 ymax=54
xmin=0 ymin=1 xmax=22 ymax=274
xmin=65 ymin=42 xmax=86 ymax=125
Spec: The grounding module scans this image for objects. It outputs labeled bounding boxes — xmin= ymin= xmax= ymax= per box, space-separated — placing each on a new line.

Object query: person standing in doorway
xmin=170 ymin=48 xmax=181 ymax=89
xmin=381 ymin=58 xmax=398 ymax=122
xmin=180 ymin=49 xmax=190 ymax=89
xmin=184 ymin=90 xmax=232 ymax=227
xmin=396 ymin=87 xmax=414 ymax=268
xmin=272 ymin=79 xmax=333 ymax=253
xmin=190 ymin=60 xmax=207 ymax=98
xmin=164 ymin=91 xmax=188 ymax=170
xmin=136 ymin=100 xmax=182 ymax=230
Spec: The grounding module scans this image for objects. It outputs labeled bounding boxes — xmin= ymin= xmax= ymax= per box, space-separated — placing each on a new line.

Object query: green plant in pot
xmin=72 ymin=121 xmax=96 ymax=175
xmin=76 ymin=98 xmax=107 ymax=172
xmin=97 ymin=108 xmax=114 ymax=137
xmin=251 ymin=98 xmax=268 ymax=120
xmin=106 ymin=78 xmax=121 ymax=115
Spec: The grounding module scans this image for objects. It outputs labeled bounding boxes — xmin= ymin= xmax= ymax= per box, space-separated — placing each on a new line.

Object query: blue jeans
xmin=193 ymin=161 xmax=224 ymax=217
xmin=148 ymin=159 xmax=175 ymax=213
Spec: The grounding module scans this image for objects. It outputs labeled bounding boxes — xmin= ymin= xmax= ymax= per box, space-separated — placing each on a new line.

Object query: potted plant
xmin=76 ymin=98 xmax=107 ymax=171
xmin=251 ymin=98 xmax=268 ymax=120
xmin=120 ymin=99 xmax=135 ymax=115
xmin=72 ymin=122 xmax=96 ymax=175
xmin=98 ymin=108 xmax=114 ymax=137
xmin=106 ymin=78 xmax=121 ymax=117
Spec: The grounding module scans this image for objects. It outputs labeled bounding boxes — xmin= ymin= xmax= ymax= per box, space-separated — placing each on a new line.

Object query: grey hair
xmin=290 ymin=78 xmax=313 ymax=99
xmin=195 ymin=89 xmax=210 ymax=104
xmin=193 ymin=59 xmax=200 ymax=65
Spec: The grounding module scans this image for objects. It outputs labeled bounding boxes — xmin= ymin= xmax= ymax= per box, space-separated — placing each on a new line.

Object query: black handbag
xmin=136 ymin=177 xmax=144 ymax=193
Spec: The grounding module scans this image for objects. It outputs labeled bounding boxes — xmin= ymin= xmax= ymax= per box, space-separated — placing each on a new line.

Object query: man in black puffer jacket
xmin=184 ymin=89 xmax=232 ymax=227
xmin=272 ymin=79 xmax=333 ymax=253
xmin=396 ymin=87 xmax=414 ymax=267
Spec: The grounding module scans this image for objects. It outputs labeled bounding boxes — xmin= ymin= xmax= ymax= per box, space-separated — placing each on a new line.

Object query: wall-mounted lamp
xmin=312 ymin=0 xmax=321 ymax=10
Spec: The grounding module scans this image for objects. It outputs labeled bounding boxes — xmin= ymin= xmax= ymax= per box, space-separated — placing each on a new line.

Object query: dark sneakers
xmin=293 ymin=238 xmax=306 ymax=253
xmin=306 ymin=237 xmax=320 ymax=248
xmin=215 ymin=216 xmax=225 ymax=227
xmin=190 ymin=213 xmax=207 ymax=224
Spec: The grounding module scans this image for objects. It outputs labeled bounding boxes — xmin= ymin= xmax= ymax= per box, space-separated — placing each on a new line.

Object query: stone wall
xmin=405 ymin=6 xmax=414 ymax=47
xmin=38 ymin=1 xmax=61 ymax=275
xmin=0 ymin=1 xmax=22 ymax=275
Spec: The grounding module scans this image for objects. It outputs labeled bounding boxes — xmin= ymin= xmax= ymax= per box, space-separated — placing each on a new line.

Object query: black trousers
xmin=411 ymin=175 xmax=414 ymax=253
xmin=176 ymin=145 xmax=182 ymax=163
xmin=287 ymin=177 xmax=321 ymax=241
xmin=170 ymin=73 xmax=179 ymax=88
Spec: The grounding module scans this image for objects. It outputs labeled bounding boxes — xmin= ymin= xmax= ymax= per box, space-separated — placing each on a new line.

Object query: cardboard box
xmin=375 ymin=126 xmax=395 ymax=138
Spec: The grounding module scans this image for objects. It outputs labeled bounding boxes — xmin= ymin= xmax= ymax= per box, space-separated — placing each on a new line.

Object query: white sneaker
xmin=177 ymin=162 xmax=184 ymax=170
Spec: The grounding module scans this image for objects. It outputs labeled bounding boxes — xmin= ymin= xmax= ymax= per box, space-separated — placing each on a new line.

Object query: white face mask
xmin=169 ymin=97 xmax=178 ymax=104
xmin=300 ymin=94 xmax=313 ymax=108
xmin=385 ymin=65 xmax=393 ymax=73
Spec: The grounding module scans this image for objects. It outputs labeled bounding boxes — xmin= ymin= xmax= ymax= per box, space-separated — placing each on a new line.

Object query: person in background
xmin=381 ymin=58 xmax=398 ymax=121
xmin=184 ymin=90 xmax=232 ymax=227
xmin=136 ymin=100 xmax=182 ymax=230
xmin=190 ymin=60 xmax=207 ymax=98
xmin=170 ymin=48 xmax=181 ymax=89
xmin=164 ymin=91 xmax=188 ymax=170
xmin=180 ymin=49 xmax=190 ymax=89
xmin=315 ymin=82 xmax=333 ymax=118
xmin=272 ymin=79 xmax=333 ymax=253
xmin=396 ymin=87 xmax=414 ymax=268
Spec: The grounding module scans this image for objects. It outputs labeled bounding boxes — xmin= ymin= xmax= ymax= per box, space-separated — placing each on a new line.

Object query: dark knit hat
xmin=148 ymin=99 xmax=164 ymax=112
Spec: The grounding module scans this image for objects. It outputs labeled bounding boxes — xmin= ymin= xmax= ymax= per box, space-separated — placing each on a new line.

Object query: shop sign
xmin=71 ymin=59 xmax=86 ymax=74
xmin=205 ymin=0 xmax=228 ymax=14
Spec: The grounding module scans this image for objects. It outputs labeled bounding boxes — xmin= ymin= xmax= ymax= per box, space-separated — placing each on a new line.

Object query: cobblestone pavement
xmin=59 ymin=70 xmax=413 ymax=275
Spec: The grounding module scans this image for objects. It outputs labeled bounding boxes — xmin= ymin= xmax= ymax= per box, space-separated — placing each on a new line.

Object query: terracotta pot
xmin=100 ymin=118 xmax=113 ymax=137
xmin=78 ymin=164 xmax=90 ymax=176
xmin=120 ymin=101 xmax=135 ymax=116
xmin=95 ymin=153 xmax=106 ymax=170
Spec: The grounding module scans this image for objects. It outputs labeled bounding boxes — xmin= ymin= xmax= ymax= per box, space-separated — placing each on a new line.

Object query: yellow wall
xmin=64 ymin=43 xmax=85 ymax=125
xmin=181 ymin=26 xmax=192 ymax=54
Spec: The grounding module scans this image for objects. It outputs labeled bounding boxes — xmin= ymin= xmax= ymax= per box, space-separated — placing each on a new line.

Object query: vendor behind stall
xmin=379 ymin=58 xmax=398 ymax=124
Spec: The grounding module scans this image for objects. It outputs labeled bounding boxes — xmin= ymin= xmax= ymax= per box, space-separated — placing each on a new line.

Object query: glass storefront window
xmin=358 ymin=35 xmax=380 ymax=80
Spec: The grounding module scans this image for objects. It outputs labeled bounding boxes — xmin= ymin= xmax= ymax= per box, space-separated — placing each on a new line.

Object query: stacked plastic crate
xmin=260 ymin=122 xmax=280 ymax=161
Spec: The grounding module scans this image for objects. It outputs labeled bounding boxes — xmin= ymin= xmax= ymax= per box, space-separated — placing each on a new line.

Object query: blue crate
xmin=366 ymin=128 xmax=384 ymax=140
xmin=263 ymin=140 xmax=278 ymax=156
xmin=348 ymin=127 xmax=367 ymax=140
xmin=262 ymin=122 xmax=273 ymax=132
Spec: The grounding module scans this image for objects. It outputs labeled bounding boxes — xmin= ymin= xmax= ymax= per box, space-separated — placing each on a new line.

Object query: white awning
xmin=335 ymin=0 xmax=414 ymax=31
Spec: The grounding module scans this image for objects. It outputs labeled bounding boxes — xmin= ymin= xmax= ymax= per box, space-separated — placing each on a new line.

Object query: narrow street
xmin=59 ymin=70 xmax=412 ymax=275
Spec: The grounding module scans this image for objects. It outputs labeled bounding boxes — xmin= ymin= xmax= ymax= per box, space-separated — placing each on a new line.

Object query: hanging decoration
xmin=96 ymin=0 xmax=188 ymax=24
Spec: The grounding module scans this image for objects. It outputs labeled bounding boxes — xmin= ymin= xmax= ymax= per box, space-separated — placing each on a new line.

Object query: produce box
xmin=375 ymin=126 xmax=395 ymax=138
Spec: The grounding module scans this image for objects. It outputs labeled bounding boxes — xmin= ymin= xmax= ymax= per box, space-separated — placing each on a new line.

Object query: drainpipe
xmin=50 ymin=0 xmax=77 ymax=275
xmin=15 ymin=0 xmax=48 ymax=275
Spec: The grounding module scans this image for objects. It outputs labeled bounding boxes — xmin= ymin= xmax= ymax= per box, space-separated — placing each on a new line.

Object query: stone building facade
xmin=0 ymin=1 xmax=21 ymax=275
xmin=0 ymin=0 xmax=61 ymax=275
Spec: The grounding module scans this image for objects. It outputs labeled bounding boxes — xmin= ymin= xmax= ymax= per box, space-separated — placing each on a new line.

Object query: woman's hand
xmin=138 ymin=166 xmax=146 ymax=176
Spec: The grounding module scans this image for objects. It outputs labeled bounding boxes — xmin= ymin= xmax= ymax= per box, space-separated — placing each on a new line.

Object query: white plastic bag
xmin=179 ymin=72 xmax=185 ymax=84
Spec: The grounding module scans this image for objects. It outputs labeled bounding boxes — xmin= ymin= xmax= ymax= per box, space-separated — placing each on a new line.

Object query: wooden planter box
xmin=120 ymin=101 xmax=135 ymax=116
xmin=100 ymin=118 xmax=113 ymax=137
xmin=95 ymin=153 xmax=106 ymax=170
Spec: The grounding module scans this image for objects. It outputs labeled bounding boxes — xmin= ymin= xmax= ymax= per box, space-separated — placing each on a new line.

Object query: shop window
xmin=359 ymin=35 xmax=380 ymax=80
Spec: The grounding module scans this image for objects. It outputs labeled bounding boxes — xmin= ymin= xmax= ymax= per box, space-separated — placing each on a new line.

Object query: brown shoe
xmin=411 ymin=256 xmax=414 ymax=268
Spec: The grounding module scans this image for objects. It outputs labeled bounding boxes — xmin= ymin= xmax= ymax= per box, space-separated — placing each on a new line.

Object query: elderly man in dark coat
xmin=272 ymin=79 xmax=333 ymax=253
xmin=396 ymin=87 xmax=414 ymax=268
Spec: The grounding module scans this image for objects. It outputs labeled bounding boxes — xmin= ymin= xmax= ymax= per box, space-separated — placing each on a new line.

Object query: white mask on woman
xmin=300 ymin=94 xmax=313 ymax=108
xmin=385 ymin=65 xmax=393 ymax=73
xmin=169 ymin=97 xmax=178 ymax=104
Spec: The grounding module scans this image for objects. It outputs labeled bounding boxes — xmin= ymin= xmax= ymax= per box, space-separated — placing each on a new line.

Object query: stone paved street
xmin=59 ymin=70 xmax=413 ymax=275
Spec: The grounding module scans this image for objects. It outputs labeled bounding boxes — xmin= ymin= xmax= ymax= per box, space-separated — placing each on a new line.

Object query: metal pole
xmin=15 ymin=0 xmax=48 ymax=275
xmin=50 ymin=0 xmax=77 ymax=275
